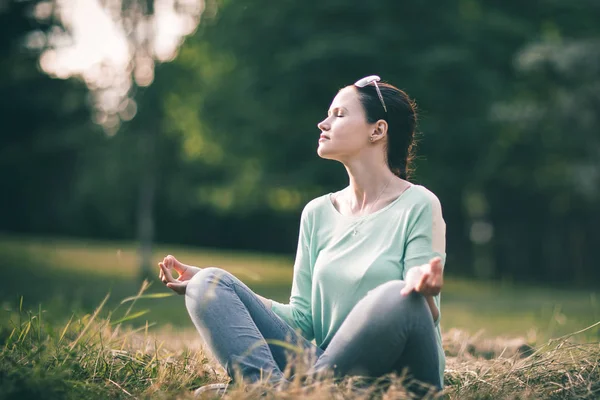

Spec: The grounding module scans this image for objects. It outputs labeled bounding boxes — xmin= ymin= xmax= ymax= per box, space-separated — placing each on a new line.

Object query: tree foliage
xmin=1 ymin=0 xmax=599 ymax=283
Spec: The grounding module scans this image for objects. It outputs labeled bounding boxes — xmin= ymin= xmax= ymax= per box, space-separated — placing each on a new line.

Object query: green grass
xmin=0 ymin=234 xmax=597 ymax=342
xmin=1 ymin=234 xmax=599 ymax=399
xmin=0 ymin=234 xmax=293 ymax=330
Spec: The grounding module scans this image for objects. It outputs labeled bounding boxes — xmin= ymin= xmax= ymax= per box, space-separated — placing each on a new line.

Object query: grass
xmin=0 ymin=234 xmax=599 ymax=399
xmin=0 ymin=234 xmax=597 ymax=341
xmin=0 ymin=234 xmax=293 ymax=328
xmin=1 ymin=294 xmax=599 ymax=399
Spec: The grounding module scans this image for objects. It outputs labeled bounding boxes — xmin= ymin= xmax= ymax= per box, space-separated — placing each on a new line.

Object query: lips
xmin=320 ymin=134 xmax=330 ymax=140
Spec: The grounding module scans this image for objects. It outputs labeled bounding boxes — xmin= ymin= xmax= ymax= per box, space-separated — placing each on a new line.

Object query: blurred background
xmin=0 ymin=0 xmax=599 ymax=341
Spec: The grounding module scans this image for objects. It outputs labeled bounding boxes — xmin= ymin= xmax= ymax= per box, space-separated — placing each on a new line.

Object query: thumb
xmin=166 ymin=281 xmax=187 ymax=294
xmin=401 ymin=281 xmax=415 ymax=296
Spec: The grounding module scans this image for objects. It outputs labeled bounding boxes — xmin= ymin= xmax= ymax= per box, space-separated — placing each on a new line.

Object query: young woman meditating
xmin=158 ymin=75 xmax=446 ymax=396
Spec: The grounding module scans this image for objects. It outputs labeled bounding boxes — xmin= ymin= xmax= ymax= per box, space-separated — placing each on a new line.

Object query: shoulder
xmin=401 ymin=185 xmax=445 ymax=227
xmin=303 ymin=193 xmax=331 ymax=212
xmin=406 ymin=185 xmax=446 ymax=251
xmin=405 ymin=184 xmax=443 ymax=213
xmin=299 ymin=193 xmax=332 ymax=221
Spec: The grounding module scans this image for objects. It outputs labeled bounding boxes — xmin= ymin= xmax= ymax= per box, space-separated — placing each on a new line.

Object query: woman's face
xmin=317 ymin=87 xmax=373 ymax=161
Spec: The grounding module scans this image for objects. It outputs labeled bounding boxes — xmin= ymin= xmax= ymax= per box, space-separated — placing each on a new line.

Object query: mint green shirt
xmin=271 ymin=184 xmax=446 ymax=384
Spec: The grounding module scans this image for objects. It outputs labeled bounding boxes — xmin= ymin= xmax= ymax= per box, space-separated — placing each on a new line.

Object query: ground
xmin=0 ymin=235 xmax=598 ymax=399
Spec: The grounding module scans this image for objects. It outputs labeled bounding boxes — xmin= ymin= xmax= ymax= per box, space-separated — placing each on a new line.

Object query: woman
xmin=158 ymin=75 xmax=446 ymax=396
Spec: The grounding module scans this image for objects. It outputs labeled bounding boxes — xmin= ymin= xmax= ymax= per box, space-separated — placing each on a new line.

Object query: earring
xmin=369 ymin=137 xmax=374 ymax=142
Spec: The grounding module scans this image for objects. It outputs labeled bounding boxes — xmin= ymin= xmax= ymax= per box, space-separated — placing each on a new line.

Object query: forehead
xmin=330 ymin=86 xmax=362 ymax=111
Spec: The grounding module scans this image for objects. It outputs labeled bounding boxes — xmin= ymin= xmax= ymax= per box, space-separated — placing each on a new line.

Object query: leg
xmin=185 ymin=267 xmax=321 ymax=384
xmin=309 ymin=280 xmax=441 ymax=390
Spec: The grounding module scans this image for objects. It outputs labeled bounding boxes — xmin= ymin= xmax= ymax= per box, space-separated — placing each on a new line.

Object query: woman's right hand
xmin=158 ymin=255 xmax=201 ymax=295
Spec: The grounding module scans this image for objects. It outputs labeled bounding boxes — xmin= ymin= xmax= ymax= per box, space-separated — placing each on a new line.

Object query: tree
xmin=161 ymin=0 xmax=600 ymax=283
xmin=32 ymin=0 xmax=209 ymax=279
xmin=0 ymin=0 xmax=94 ymax=235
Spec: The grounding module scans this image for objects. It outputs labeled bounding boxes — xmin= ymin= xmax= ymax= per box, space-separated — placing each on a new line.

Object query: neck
xmin=343 ymin=159 xmax=396 ymax=210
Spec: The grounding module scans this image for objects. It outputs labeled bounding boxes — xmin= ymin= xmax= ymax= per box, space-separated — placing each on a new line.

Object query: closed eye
xmin=328 ymin=107 xmax=345 ymax=118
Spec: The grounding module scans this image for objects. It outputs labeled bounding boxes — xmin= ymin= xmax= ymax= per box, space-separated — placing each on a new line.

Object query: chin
xmin=317 ymin=145 xmax=333 ymax=159
xmin=317 ymin=146 xmax=340 ymax=161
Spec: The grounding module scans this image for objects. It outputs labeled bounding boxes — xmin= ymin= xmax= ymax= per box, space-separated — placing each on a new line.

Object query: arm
xmin=401 ymin=260 xmax=442 ymax=321
xmin=401 ymin=196 xmax=446 ymax=324
xmin=270 ymin=207 xmax=315 ymax=340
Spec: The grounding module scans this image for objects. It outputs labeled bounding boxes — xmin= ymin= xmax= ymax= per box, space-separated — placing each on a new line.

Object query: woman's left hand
xmin=400 ymin=256 xmax=444 ymax=297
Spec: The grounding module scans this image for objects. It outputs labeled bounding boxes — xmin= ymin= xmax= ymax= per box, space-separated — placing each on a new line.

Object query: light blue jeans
xmin=185 ymin=267 xmax=441 ymax=392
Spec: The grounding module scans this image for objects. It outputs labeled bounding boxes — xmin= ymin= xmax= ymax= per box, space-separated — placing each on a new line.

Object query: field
xmin=1 ymin=234 xmax=599 ymax=399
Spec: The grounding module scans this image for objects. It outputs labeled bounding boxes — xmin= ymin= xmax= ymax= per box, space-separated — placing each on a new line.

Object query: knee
xmin=187 ymin=267 xmax=232 ymax=298
xmin=368 ymin=280 xmax=406 ymax=301
xmin=189 ymin=266 xmax=229 ymax=285
xmin=368 ymin=280 xmax=428 ymax=314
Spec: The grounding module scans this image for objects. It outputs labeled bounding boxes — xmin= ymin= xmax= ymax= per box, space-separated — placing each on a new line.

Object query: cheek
xmin=333 ymin=117 xmax=367 ymax=144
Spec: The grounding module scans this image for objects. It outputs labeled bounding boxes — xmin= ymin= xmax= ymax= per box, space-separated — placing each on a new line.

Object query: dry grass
xmin=1 ymin=236 xmax=599 ymax=398
xmin=1 ymin=287 xmax=598 ymax=400
xmin=444 ymin=323 xmax=600 ymax=399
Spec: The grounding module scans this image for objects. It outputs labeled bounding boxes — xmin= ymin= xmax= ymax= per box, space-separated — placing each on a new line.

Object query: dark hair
xmin=353 ymin=82 xmax=418 ymax=180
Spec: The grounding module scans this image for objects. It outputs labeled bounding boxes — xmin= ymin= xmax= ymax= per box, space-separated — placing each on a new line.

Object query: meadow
xmin=0 ymin=234 xmax=599 ymax=399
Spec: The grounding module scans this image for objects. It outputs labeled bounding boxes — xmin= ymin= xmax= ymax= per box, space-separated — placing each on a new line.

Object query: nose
xmin=317 ymin=118 xmax=330 ymax=132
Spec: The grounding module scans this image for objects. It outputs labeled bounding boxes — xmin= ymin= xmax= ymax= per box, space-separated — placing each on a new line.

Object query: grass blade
xmin=58 ymin=314 xmax=74 ymax=346
xmin=69 ymin=293 xmax=110 ymax=351
xmin=110 ymin=310 xmax=150 ymax=326
xmin=120 ymin=292 xmax=173 ymax=304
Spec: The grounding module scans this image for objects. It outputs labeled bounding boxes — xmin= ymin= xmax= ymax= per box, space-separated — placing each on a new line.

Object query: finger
xmin=425 ymin=266 xmax=438 ymax=282
xmin=429 ymin=257 xmax=443 ymax=275
xmin=166 ymin=255 xmax=187 ymax=275
xmin=158 ymin=263 xmax=165 ymax=281
xmin=164 ymin=256 xmax=176 ymax=279
xmin=160 ymin=263 xmax=176 ymax=283
xmin=433 ymin=276 xmax=443 ymax=290
xmin=415 ymin=272 xmax=430 ymax=293
xmin=163 ymin=264 xmax=176 ymax=282
xmin=428 ymin=282 xmax=442 ymax=295
xmin=165 ymin=256 xmax=183 ymax=279
xmin=420 ymin=263 xmax=432 ymax=276
xmin=425 ymin=275 xmax=441 ymax=294
xmin=430 ymin=265 xmax=443 ymax=283
xmin=159 ymin=269 xmax=169 ymax=285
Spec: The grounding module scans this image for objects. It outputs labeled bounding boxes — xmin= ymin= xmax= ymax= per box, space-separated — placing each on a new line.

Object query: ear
xmin=372 ymin=119 xmax=388 ymax=140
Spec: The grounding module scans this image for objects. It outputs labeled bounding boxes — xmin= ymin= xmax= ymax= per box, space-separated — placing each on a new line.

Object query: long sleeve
xmin=271 ymin=206 xmax=315 ymax=340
